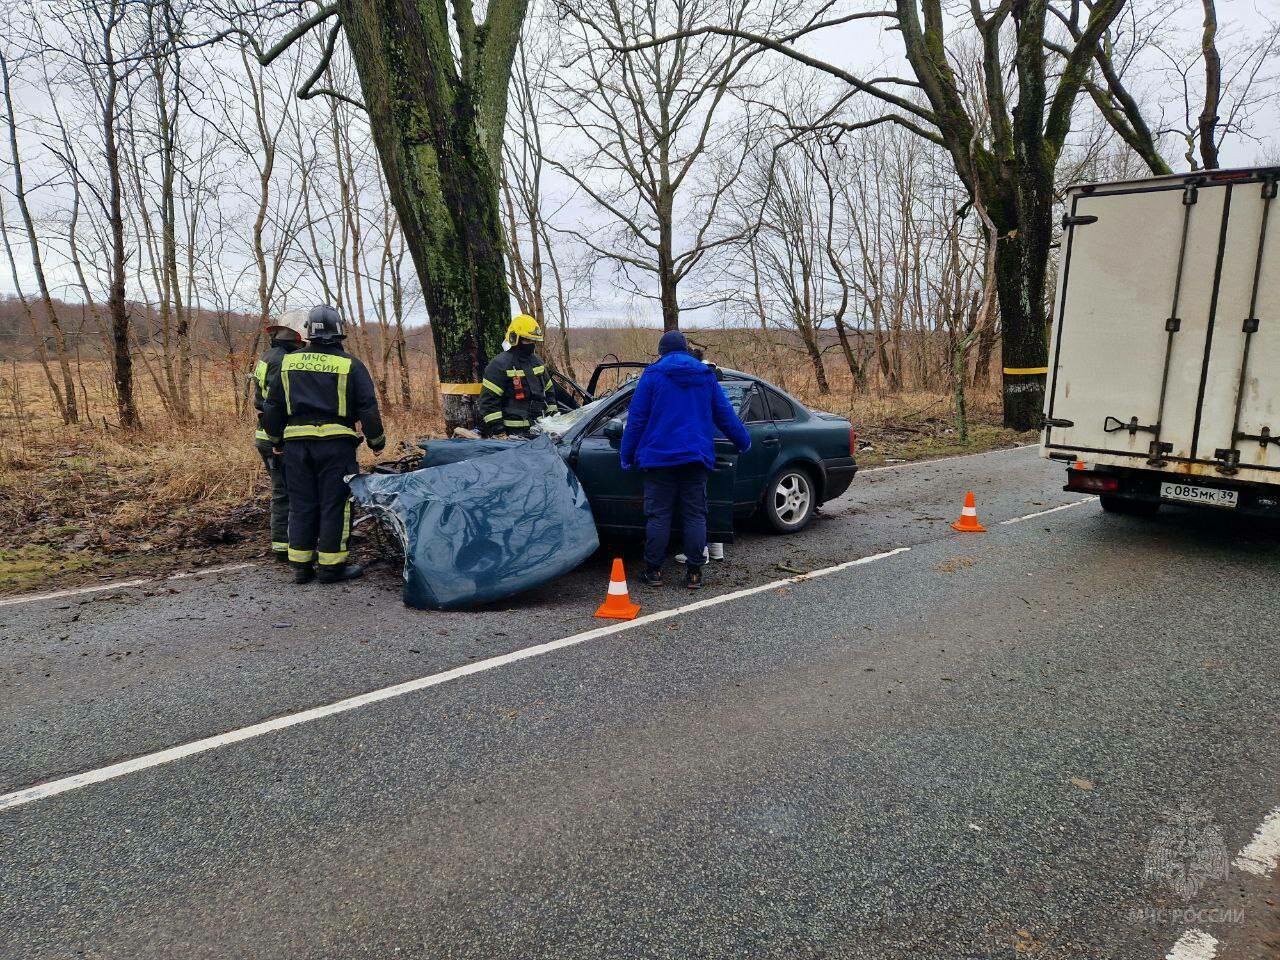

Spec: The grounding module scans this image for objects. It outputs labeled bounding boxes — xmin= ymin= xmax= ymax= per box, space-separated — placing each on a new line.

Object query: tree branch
xmin=611 ymin=16 xmax=940 ymax=125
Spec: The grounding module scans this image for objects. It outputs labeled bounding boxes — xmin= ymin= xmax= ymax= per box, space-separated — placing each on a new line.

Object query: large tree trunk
xmin=339 ymin=0 xmax=519 ymax=432
xmin=993 ymin=183 xmax=1052 ymax=431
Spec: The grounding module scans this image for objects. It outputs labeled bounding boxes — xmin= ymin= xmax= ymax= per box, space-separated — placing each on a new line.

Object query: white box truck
xmin=1042 ymin=167 xmax=1280 ymax=516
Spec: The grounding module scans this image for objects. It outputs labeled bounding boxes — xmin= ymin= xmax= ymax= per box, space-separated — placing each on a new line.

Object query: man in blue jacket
xmin=620 ymin=330 xmax=752 ymax=589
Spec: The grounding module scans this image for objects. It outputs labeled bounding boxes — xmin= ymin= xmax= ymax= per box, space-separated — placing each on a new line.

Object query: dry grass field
xmin=0 ymin=334 xmax=1033 ymax=594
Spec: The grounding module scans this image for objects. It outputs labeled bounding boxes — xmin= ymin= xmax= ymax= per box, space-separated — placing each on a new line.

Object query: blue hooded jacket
xmin=620 ymin=352 xmax=752 ymax=471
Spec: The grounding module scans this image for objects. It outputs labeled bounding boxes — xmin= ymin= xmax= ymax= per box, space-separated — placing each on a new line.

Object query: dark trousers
xmin=643 ymin=463 xmax=709 ymax=569
xmin=255 ymin=438 xmax=290 ymax=555
xmin=283 ymin=437 xmax=358 ymax=567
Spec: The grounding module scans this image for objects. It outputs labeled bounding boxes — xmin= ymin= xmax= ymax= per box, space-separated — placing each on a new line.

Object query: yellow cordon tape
xmin=1003 ymin=366 xmax=1049 ymax=375
xmin=440 ymin=382 xmax=482 ymax=395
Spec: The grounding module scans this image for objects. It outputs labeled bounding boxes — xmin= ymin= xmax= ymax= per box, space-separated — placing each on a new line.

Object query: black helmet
xmin=306 ymin=304 xmax=345 ymax=342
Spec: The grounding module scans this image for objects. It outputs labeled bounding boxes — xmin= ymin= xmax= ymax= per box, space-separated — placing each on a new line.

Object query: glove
xmin=369 ymin=439 xmax=386 ymax=454
xmin=620 ymin=459 xmax=635 ymax=472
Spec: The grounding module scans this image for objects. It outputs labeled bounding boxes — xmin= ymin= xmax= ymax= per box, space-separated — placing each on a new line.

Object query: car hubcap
xmin=774 ymin=473 xmax=811 ymax=525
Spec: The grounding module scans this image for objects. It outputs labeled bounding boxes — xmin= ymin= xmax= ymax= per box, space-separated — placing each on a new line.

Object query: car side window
xmin=765 ymin=389 xmax=796 ymax=422
xmin=589 ymin=393 xmax=633 ymax=435
xmin=742 ymin=386 xmax=770 ymax=424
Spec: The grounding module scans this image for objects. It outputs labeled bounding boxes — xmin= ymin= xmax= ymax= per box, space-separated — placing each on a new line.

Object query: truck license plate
xmin=1159 ymin=481 xmax=1238 ymax=508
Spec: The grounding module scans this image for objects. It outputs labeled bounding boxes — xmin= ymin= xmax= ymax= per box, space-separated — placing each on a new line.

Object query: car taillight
xmin=1065 ymin=470 xmax=1119 ymax=493
xmin=849 ymin=428 xmax=858 ymax=457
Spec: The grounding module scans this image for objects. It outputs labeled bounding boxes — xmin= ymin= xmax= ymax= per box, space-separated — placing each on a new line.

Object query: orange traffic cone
xmin=594 ymin=558 xmax=641 ymax=620
xmin=950 ymin=491 xmax=987 ymax=532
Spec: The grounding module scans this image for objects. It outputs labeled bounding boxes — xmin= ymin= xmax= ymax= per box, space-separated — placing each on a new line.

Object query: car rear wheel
xmin=763 ymin=466 xmax=816 ymax=533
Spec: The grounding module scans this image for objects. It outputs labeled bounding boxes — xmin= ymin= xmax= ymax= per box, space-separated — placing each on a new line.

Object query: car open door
xmin=706 ymin=442 xmax=738 ymax=540
xmin=548 ymin=370 xmax=589 ymax=411
xmin=570 ymin=394 xmax=736 ymax=540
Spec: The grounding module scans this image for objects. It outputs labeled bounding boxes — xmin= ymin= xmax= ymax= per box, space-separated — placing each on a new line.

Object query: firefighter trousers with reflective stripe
xmin=255 ymin=438 xmax=290 ymax=554
xmin=282 ymin=437 xmax=357 ymax=566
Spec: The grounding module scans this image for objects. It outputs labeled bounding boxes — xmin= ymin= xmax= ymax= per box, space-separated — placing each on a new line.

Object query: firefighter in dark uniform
xmin=261 ymin=305 xmax=385 ymax=585
xmin=477 ymin=314 xmax=559 ymax=437
xmin=252 ymin=309 xmax=308 ymax=562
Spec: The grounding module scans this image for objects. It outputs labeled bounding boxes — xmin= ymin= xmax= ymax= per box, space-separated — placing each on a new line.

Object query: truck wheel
xmin=763 ymin=466 xmax=816 ymax=533
xmin=1100 ymin=495 xmax=1159 ymax=517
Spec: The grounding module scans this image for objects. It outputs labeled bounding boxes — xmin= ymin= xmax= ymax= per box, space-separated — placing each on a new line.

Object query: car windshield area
xmin=536 ymin=394 xmax=613 ymax=440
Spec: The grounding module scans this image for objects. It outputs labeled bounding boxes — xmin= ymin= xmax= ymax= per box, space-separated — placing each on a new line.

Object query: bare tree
xmin=550 ymin=0 xmax=777 ymax=330
xmin=1148 ymin=1 xmax=1278 ymax=170
xmin=502 ymin=24 xmax=577 ymax=376
xmin=45 ymin=0 xmax=150 ymax=428
xmin=627 ymin=0 xmax=1178 ymax=428
xmin=225 ymin=0 xmax=529 ymax=431
xmin=0 ymin=46 xmax=78 ymax=423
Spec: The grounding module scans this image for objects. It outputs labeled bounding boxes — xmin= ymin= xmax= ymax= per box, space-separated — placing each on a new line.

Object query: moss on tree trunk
xmin=338 ymin=0 xmax=523 ymax=431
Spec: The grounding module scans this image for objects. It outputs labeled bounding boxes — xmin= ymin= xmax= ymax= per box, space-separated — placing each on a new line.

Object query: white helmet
xmin=267 ymin=308 xmax=309 ymax=343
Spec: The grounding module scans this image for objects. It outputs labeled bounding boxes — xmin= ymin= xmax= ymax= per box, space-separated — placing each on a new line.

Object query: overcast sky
xmin=3 ymin=0 xmax=1277 ymax=324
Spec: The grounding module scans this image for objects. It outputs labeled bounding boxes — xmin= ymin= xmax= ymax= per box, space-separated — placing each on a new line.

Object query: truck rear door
xmin=1044 ymin=172 xmax=1279 ymax=478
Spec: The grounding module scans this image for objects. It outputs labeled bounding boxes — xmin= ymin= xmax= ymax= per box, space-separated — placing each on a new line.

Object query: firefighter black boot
xmin=292 ymin=562 xmax=315 ymax=585
xmin=316 ymin=562 xmax=364 ymax=584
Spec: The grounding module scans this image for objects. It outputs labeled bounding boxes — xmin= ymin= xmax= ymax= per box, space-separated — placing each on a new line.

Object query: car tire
xmin=762 ymin=465 xmax=817 ymax=534
xmin=1100 ymin=494 xmax=1159 ymax=516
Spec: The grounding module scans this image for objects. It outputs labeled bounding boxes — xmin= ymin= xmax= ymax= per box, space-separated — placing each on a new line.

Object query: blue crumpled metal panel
xmin=349 ymin=436 xmax=598 ymax=610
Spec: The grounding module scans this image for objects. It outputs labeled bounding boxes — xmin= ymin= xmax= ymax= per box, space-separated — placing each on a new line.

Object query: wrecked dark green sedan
xmin=539 ymin=366 xmax=858 ymax=540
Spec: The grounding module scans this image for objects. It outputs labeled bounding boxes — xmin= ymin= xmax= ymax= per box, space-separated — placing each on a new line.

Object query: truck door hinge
xmin=1147 ymin=441 xmax=1173 ymax=465
xmin=1165 ymin=317 xmax=1182 ymax=332
xmin=1061 ymin=214 xmax=1098 ymax=228
xmin=1264 ymin=178 xmax=1278 ymax=201
xmin=1214 ymin=448 xmax=1241 ymax=475
xmin=1183 ymin=183 xmax=1200 ymax=205
xmin=1043 ymin=417 xmax=1075 ymax=429
xmin=1243 ymin=317 xmax=1260 ymax=333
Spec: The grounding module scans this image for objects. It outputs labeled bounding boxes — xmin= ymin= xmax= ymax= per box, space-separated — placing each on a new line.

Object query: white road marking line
xmin=0 ymin=564 xmax=259 ymax=609
xmin=859 ymin=442 xmax=1038 ymax=475
xmin=0 ymin=546 xmax=911 ymax=812
xmin=168 ymin=563 xmax=257 ymax=580
xmin=999 ymin=498 xmax=1097 ymax=525
xmin=0 ymin=579 xmax=154 ymax=607
xmin=1234 ymin=805 xmax=1280 ymax=877
xmin=1165 ymin=929 xmax=1218 ymax=960
xmin=1160 ymin=804 xmax=1280 ymax=957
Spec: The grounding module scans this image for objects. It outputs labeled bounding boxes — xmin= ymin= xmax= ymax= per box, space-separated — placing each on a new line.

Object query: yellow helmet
xmin=507 ymin=313 xmax=544 ymax=343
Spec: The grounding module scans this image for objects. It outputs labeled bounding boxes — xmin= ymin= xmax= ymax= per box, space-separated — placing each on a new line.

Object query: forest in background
xmin=0 ymin=0 xmax=1276 ymax=590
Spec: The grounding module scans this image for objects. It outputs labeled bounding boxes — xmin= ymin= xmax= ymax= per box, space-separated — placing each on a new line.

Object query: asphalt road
xmin=2 ymin=445 xmax=1278 ymax=959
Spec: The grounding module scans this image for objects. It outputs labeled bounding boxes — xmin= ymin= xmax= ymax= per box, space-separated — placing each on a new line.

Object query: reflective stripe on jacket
xmin=260 ymin=342 xmax=385 ymax=450
xmin=476 ymin=347 xmax=559 ymax=434
xmin=251 ymin=338 xmax=302 ymax=442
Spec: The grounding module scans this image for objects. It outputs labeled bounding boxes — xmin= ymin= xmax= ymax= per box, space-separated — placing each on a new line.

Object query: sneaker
xmin=638 ymin=566 xmax=663 ymax=587
xmin=316 ymin=563 xmax=364 ymax=583
xmin=292 ymin=563 xmax=315 ymax=585
xmin=675 ymin=547 xmax=710 ymax=564
xmin=684 ymin=567 xmax=704 ymax=590
xmin=707 ymin=542 xmax=725 ymax=561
